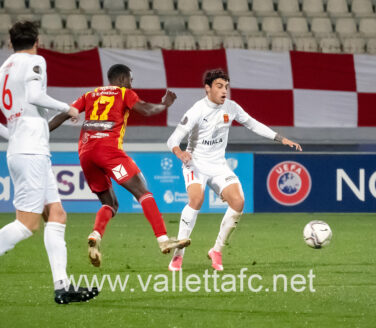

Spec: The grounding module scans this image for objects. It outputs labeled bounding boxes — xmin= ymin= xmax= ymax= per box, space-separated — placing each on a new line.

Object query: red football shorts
xmin=79 ymin=147 xmax=140 ymax=193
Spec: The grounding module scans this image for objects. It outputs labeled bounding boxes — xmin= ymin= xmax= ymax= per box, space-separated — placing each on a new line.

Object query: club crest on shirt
xmin=223 ymin=114 xmax=229 ymax=123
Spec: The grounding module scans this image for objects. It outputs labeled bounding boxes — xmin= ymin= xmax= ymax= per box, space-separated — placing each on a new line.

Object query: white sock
xmin=157 ymin=235 xmax=168 ymax=243
xmin=44 ymin=222 xmax=69 ymax=290
xmin=0 ymin=219 xmax=33 ymax=256
xmin=174 ymin=205 xmax=199 ymax=256
xmin=213 ymin=207 xmax=242 ymax=253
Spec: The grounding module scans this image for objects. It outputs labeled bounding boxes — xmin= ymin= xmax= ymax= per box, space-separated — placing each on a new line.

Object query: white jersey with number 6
xmin=0 ymin=53 xmax=69 ymax=156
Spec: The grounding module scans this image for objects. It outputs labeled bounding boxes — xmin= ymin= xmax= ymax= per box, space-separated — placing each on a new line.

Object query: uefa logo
xmin=267 ymin=161 xmax=311 ymax=206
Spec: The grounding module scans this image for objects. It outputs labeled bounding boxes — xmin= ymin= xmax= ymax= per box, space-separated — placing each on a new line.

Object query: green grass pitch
xmin=0 ymin=213 xmax=375 ymax=328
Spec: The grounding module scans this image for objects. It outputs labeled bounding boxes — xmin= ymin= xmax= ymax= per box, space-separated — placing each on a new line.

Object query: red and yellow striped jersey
xmin=72 ymin=86 xmax=139 ymax=156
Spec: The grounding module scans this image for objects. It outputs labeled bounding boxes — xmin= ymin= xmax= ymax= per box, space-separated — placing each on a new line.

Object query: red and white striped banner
xmin=3 ymin=48 xmax=376 ymax=127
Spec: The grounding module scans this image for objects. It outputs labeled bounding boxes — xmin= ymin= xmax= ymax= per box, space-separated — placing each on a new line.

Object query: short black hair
xmin=107 ymin=64 xmax=131 ymax=84
xmin=203 ymin=69 xmax=230 ymax=87
xmin=9 ymin=21 xmax=39 ymax=52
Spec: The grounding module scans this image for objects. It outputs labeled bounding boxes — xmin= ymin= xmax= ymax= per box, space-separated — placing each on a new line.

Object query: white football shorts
xmin=182 ymin=162 xmax=241 ymax=195
xmin=7 ymin=154 xmax=60 ymax=214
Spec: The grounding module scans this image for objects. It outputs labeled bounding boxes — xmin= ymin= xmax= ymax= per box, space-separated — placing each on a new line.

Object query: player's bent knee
xmin=47 ymin=203 xmax=67 ymax=224
xmin=189 ymin=197 xmax=204 ymax=210
xmin=228 ymin=197 xmax=244 ymax=213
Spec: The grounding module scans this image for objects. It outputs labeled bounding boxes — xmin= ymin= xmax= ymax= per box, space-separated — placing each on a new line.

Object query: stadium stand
xmin=54 ymin=0 xmax=77 ymax=13
xmin=247 ymin=36 xmax=270 ymax=50
xmin=174 ymin=34 xmax=196 ymax=49
xmin=153 ymin=0 xmax=177 ymax=15
xmin=101 ymin=33 xmax=124 ymax=48
xmin=278 ymin=0 xmax=302 ymax=17
xmin=0 ymin=0 xmax=375 ymax=53
xmin=29 ymin=0 xmax=53 ymax=14
xmin=302 ymin=0 xmax=326 ymax=17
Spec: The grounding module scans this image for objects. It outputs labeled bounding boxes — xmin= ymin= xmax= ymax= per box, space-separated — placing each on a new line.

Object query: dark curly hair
xmin=9 ymin=21 xmax=39 ymax=51
xmin=107 ymin=64 xmax=131 ymax=84
xmin=203 ymin=69 xmax=230 ymax=87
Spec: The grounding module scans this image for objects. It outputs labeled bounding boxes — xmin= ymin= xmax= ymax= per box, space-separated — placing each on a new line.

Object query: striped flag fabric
xmin=11 ymin=47 xmax=374 ymax=128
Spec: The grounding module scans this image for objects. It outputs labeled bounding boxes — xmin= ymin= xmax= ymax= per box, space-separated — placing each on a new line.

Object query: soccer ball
xmin=303 ymin=220 xmax=332 ymax=248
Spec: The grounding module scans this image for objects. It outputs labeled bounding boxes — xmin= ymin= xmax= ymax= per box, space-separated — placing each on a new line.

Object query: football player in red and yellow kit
xmin=49 ymin=64 xmax=190 ymax=267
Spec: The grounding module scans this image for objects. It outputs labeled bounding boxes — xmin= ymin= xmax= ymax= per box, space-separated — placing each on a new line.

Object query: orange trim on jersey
xmin=118 ymin=111 xmax=130 ymax=150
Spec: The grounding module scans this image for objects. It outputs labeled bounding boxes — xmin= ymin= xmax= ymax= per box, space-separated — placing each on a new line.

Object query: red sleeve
xmin=71 ymin=94 xmax=86 ymax=113
xmin=124 ymin=89 xmax=140 ymax=109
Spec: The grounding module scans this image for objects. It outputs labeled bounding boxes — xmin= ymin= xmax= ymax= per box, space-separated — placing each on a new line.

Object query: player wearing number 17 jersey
xmin=49 ymin=64 xmax=191 ymax=267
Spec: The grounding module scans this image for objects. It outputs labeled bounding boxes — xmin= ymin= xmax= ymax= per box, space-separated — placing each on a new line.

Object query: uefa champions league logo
xmin=161 ymin=157 xmax=173 ymax=171
xmin=267 ymin=161 xmax=311 ymax=206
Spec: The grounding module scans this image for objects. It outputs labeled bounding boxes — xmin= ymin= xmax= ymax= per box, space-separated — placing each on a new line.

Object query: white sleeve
xmin=0 ymin=123 xmax=8 ymax=140
xmin=234 ymin=102 xmax=277 ymax=140
xmin=167 ymin=126 xmax=188 ymax=152
xmin=166 ymin=106 xmax=200 ymax=152
xmin=25 ymin=56 xmax=70 ymax=113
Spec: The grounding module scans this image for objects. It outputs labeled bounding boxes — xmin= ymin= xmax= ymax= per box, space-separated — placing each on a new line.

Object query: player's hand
xmin=282 ymin=138 xmax=302 ymax=151
xmin=176 ymin=150 xmax=192 ymax=164
xmin=161 ymin=90 xmax=177 ymax=108
xmin=68 ymin=106 xmax=79 ymax=118
xmin=67 ymin=106 xmax=79 ymax=122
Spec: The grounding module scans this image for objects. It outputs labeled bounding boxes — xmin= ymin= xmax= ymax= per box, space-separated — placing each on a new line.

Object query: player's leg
xmin=208 ymin=173 xmax=244 ymax=271
xmin=93 ymin=188 xmax=118 ymax=237
xmin=44 ymin=201 xmax=69 ymax=291
xmin=121 ymin=173 xmax=167 ymax=237
xmin=44 ymin=161 xmax=98 ymax=303
xmin=87 ymin=188 xmax=118 ymax=267
xmin=80 ymin=152 xmax=116 ymax=267
xmin=0 ymin=210 xmax=36 ymax=256
xmin=121 ymin=173 xmax=190 ymax=253
xmin=169 ymin=168 xmax=206 ymax=271
xmin=0 ymin=154 xmax=43 ymax=256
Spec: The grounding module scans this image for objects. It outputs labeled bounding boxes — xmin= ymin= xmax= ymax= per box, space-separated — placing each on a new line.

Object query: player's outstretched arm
xmin=275 ymin=133 xmax=302 ymax=151
xmin=133 ymin=90 xmax=176 ymax=116
xmin=49 ymin=106 xmax=79 ymax=132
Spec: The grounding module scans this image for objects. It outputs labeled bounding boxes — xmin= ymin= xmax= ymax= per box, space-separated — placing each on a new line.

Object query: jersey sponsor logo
xmin=82 ymin=120 xmax=115 ymax=131
xmin=7 ymin=111 xmax=22 ymax=122
xmin=90 ymin=132 xmax=110 ymax=139
xmin=112 ymin=164 xmax=128 ymax=180
xmin=267 ymin=161 xmax=311 ymax=206
xmin=223 ymin=114 xmax=229 ymax=123
xmin=202 ymin=138 xmax=223 ymax=146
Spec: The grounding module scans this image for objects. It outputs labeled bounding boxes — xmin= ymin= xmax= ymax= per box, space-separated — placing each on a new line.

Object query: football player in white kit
xmin=0 ymin=21 xmax=98 ymax=303
xmin=167 ymin=69 xmax=302 ymax=271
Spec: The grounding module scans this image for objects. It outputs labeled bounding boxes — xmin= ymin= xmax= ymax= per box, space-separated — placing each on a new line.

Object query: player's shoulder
xmin=224 ymin=98 xmax=241 ymax=113
xmin=27 ymin=54 xmax=47 ymax=66
xmin=224 ymin=98 xmax=238 ymax=108
xmin=187 ymin=97 xmax=206 ymax=116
